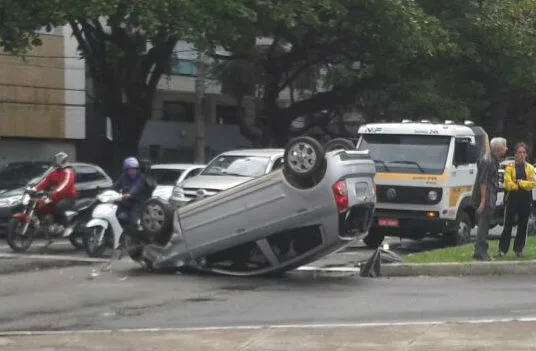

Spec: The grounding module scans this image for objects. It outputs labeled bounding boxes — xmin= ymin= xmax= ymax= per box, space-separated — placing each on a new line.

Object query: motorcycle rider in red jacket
xmin=34 ymin=152 xmax=77 ymax=237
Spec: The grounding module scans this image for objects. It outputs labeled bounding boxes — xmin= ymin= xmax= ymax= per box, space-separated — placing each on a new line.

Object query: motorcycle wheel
xmin=6 ymin=218 xmax=34 ymax=253
xmin=83 ymin=226 xmax=109 ymax=257
xmin=68 ymin=222 xmax=86 ymax=250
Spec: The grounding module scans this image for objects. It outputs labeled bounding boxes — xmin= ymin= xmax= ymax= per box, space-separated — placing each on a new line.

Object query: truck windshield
xmin=357 ymin=134 xmax=450 ymax=174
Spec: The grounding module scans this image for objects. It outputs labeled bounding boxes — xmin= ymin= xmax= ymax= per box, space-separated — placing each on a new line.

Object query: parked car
xmin=169 ymin=149 xmax=285 ymax=207
xmin=0 ymin=162 xmax=113 ymax=232
xmin=150 ymin=163 xmax=206 ymax=201
xmin=123 ymin=136 xmax=376 ymax=277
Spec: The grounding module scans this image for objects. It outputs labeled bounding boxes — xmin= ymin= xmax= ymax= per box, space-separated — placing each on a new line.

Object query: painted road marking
xmin=296 ymin=266 xmax=361 ymax=272
xmin=3 ymin=316 xmax=536 ymax=336
xmin=0 ymin=252 xmax=108 ymax=263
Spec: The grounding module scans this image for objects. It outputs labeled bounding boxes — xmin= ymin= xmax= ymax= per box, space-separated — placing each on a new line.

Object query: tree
xmin=210 ymin=0 xmax=452 ymax=146
xmin=413 ymin=0 xmax=536 ymax=136
xmin=0 ymin=0 xmax=64 ymax=53
xmin=1 ymin=0 xmax=256 ymax=171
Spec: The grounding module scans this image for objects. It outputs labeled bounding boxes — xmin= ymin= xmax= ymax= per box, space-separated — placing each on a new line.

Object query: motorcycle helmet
xmin=52 ymin=152 xmax=69 ymax=169
xmin=123 ymin=157 xmax=140 ymax=180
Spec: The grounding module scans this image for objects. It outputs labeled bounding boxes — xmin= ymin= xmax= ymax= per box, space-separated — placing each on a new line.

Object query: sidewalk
xmin=2 ymin=320 xmax=536 ymax=350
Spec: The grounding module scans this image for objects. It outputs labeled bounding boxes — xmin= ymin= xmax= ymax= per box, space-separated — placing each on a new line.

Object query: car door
xmin=73 ymin=164 xmax=111 ymax=198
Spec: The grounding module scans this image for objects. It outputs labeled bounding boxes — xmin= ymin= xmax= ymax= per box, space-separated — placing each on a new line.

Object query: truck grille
xmin=376 ymin=185 xmax=442 ymax=205
xmin=182 ymin=187 xmax=221 ymax=200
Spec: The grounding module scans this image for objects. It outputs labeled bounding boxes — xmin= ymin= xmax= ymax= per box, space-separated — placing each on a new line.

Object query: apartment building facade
xmin=0 ymin=26 xmax=85 ymax=166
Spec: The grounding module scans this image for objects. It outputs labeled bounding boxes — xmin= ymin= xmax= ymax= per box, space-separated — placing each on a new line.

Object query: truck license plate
xmin=378 ymin=218 xmax=399 ymax=227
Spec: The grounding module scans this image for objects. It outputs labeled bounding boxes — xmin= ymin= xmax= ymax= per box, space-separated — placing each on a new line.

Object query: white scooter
xmin=84 ymin=189 xmax=125 ymax=258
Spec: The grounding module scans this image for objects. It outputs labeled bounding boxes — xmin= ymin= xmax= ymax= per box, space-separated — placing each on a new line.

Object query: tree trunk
xmin=105 ymin=103 xmax=149 ymax=177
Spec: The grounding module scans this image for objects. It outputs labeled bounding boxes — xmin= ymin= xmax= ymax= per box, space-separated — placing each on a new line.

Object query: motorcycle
xmin=6 ymin=188 xmax=95 ymax=252
xmin=84 ymin=190 xmax=147 ymax=260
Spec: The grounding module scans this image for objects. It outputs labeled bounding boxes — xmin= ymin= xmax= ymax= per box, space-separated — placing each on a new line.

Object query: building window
xmin=216 ymin=105 xmax=245 ymax=125
xmin=162 ymin=102 xmax=194 ymax=122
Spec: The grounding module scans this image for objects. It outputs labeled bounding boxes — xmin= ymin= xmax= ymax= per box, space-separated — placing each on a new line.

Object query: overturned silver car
xmin=133 ymin=136 xmax=376 ymax=276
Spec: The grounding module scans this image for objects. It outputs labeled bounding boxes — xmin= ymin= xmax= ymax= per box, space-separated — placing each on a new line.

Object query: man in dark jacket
xmin=113 ymin=157 xmax=153 ymax=231
xmin=472 ymin=137 xmax=508 ymax=261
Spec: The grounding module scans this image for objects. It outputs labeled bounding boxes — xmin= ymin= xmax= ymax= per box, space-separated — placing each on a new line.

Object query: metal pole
xmin=194 ymin=47 xmax=206 ymax=164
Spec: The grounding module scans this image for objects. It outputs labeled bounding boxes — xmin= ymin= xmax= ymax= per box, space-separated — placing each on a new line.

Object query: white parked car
xmin=169 ymin=149 xmax=285 ymax=207
xmin=150 ymin=164 xmax=206 ymax=201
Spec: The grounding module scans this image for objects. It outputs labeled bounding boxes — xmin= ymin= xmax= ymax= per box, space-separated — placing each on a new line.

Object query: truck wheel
xmin=324 ymin=138 xmax=355 ymax=152
xmin=140 ymin=198 xmax=174 ymax=241
xmin=283 ymin=136 xmax=326 ymax=188
xmin=362 ymin=228 xmax=385 ymax=249
xmin=445 ymin=212 xmax=472 ymax=246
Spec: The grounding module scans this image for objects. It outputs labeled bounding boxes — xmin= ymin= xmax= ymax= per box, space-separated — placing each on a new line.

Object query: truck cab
xmin=356 ymin=119 xmax=491 ymax=248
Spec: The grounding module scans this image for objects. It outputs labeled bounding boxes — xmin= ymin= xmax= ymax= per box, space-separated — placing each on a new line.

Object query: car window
xmin=271 ymin=157 xmax=284 ymax=171
xmin=73 ymin=165 xmax=107 ymax=183
xmin=201 ymin=156 xmax=270 ymax=177
xmin=151 ymin=168 xmax=184 ymax=185
xmin=184 ymin=168 xmax=203 ymax=180
xmin=0 ymin=162 xmax=49 ymax=187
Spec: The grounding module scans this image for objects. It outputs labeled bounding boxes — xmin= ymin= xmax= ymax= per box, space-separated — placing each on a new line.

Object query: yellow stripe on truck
xmin=448 ymin=186 xmax=473 ymax=207
xmin=374 ymin=172 xmax=447 ymax=182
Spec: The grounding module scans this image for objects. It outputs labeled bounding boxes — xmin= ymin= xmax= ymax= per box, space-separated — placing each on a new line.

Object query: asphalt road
xmin=2 ymin=226 xmax=535 ymax=350
xmin=2 ymin=256 xmax=536 ymax=333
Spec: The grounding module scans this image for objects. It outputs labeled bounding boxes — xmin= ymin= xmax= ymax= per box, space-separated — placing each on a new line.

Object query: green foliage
xmin=0 ymin=0 xmax=64 ymax=53
xmin=4 ymin=0 xmax=536 ymax=140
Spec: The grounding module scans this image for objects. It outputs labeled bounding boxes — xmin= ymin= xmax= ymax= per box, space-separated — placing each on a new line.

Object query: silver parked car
xmin=123 ymin=137 xmax=376 ymax=277
xmin=169 ymin=149 xmax=284 ymax=207
xmin=150 ymin=163 xmax=206 ymax=201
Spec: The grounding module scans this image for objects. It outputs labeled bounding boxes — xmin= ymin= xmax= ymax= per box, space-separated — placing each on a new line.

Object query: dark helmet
xmin=52 ymin=152 xmax=69 ymax=169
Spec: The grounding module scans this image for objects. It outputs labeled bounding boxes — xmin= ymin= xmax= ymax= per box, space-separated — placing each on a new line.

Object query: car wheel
xmin=324 ymin=138 xmax=355 ymax=152
xmin=140 ymin=198 xmax=174 ymax=241
xmin=362 ymin=228 xmax=385 ymax=249
xmin=283 ymin=136 xmax=326 ymax=188
xmin=445 ymin=212 xmax=472 ymax=246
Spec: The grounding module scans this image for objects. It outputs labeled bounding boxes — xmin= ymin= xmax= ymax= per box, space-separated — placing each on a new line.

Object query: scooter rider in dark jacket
xmin=113 ymin=157 xmax=153 ymax=231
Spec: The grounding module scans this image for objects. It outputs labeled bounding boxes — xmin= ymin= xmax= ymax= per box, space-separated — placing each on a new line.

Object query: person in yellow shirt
xmin=498 ymin=142 xmax=536 ymax=257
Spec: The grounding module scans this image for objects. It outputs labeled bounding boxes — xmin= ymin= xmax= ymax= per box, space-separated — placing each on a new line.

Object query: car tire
xmin=445 ymin=211 xmax=472 ymax=246
xmin=362 ymin=228 xmax=385 ymax=249
xmin=324 ymin=138 xmax=355 ymax=152
xmin=283 ymin=136 xmax=326 ymax=188
xmin=140 ymin=198 xmax=174 ymax=242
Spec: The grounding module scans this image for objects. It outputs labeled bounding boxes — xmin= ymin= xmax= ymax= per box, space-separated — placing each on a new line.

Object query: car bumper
xmin=370 ymin=208 xmax=456 ymax=238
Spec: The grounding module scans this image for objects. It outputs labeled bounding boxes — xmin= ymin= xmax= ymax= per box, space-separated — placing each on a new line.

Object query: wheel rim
xmin=458 ymin=221 xmax=470 ymax=241
xmin=142 ymin=203 xmax=165 ymax=232
xmin=87 ymin=228 xmax=103 ymax=252
xmin=12 ymin=221 xmax=32 ymax=248
xmin=287 ymin=142 xmax=317 ymax=174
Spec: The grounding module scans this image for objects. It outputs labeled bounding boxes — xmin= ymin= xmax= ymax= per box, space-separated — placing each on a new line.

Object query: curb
xmin=381 ymin=260 xmax=536 ymax=277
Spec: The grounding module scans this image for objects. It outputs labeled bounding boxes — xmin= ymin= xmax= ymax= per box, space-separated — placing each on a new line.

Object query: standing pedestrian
xmin=497 ymin=142 xmax=535 ymax=257
xmin=472 ymin=137 xmax=508 ymax=261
